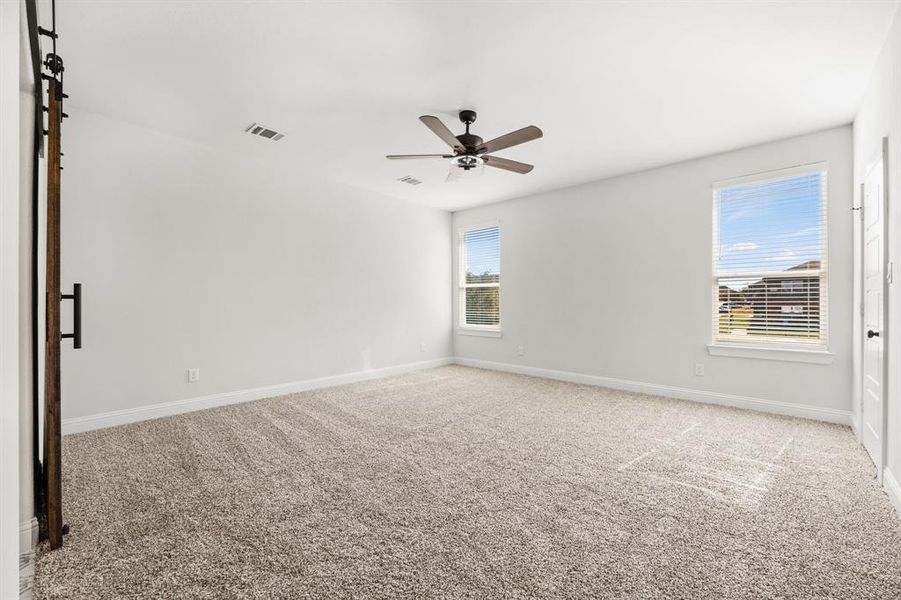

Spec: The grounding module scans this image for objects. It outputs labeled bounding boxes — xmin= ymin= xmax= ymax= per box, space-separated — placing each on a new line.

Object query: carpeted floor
xmin=34 ymin=365 xmax=901 ymax=599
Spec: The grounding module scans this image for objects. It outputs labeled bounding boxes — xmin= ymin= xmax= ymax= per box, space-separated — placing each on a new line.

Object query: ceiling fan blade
xmin=477 ymin=125 xmax=543 ymax=154
xmin=386 ymin=154 xmax=454 ymax=159
xmin=419 ymin=115 xmax=465 ymax=151
xmin=483 ymin=155 xmax=534 ymax=174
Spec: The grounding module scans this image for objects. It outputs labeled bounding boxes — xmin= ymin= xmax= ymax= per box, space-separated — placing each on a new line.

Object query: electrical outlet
xmin=694 ymin=363 xmax=705 ymax=377
xmin=187 ymin=368 xmax=200 ymax=383
xmin=419 ymin=342 xmax=427 ymax=353
xmin=517 ymin=345 xmax=525 ymax=357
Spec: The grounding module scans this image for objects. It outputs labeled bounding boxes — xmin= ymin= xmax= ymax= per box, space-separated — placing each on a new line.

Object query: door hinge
xmin=888 ymin=261 xmax=894 ymax=285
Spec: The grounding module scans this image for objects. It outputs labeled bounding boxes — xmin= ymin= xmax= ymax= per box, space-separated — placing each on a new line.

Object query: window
xmin=459 ymin=225 xmax=500 ymax=330
xmin=712 ymin=165 xmax=827 ymax=349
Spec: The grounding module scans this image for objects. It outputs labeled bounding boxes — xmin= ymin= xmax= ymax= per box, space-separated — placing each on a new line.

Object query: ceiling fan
xmin=387 ymin=110 xmax=542 ymax=177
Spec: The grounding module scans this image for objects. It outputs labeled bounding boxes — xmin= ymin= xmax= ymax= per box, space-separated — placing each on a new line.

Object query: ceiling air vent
xmin=245 ymin=123 xmax=285 ymax=141
xmin=398 ymin=175 xmax=422 ymax=186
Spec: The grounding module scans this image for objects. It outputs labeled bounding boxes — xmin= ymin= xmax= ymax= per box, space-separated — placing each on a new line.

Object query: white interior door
xmin=862 ymin=155 xmax=886 ymax=472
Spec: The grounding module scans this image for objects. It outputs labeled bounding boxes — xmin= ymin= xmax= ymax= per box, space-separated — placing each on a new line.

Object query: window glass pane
xmin=464 ymin=226 xmax=500 ymax=285
xmin=465 ymin=287 xmax=500 ymax=326
xmin=718 ymin=275 xmax=821 ymax=340
xmin=716 ymin=173 xmax=823 ymax=275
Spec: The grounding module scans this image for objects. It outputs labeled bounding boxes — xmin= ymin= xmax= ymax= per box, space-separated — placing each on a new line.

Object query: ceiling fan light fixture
xmin=452 ymin=155 xmax=484 ymax=171
xmin=447 ymin=159 xmax=484 ymax=182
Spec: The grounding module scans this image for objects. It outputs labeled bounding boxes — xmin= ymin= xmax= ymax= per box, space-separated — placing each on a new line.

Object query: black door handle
xmin=61 ymin=283 xmax=82 ymax=349
xmin=868 ymin=329 xmax=880 ymax=339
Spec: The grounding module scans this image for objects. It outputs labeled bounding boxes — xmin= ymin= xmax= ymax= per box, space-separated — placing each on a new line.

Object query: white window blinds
xmin=712 ymin=166 xmax=827 ymax=347
xmin=460 ymin=225 xmax=500 ymax=328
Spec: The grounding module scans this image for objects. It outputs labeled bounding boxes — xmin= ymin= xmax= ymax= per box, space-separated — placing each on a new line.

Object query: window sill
xmin=707 ymin=343 xmax=833 ymax=364
xmin=456 ymin=327 xmax=503 ymax=338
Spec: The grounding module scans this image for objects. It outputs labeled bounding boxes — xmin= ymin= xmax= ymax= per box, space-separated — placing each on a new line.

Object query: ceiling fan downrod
xmin=455 ymin=110 xmax=483 ymax=160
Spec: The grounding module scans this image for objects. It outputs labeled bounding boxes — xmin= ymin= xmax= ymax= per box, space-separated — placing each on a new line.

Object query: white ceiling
xmin=53 ymin=0 xmax=898 ymax=211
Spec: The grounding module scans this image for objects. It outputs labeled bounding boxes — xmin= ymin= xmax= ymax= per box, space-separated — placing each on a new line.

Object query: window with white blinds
xmin=460 ymin=225 xmax=500 ymax=328
xmin=712 ymin=165 xmax=827 ymax=348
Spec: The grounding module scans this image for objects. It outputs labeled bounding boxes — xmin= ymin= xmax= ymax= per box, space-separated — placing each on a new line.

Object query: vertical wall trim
xmin=884 ymin=467 xmax=901 ymax=518
xmin=0 ymin=0 xmax=23 ymax=596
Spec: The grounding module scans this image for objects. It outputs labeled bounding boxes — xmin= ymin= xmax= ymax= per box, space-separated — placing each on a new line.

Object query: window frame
xmin=710 ymin=163 xmax=830 ymax=357
xmin=457 ymin=222 xmax=502 ymax=336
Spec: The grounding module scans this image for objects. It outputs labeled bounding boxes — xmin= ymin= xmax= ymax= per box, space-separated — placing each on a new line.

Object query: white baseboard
xmin=884 ymin=468 xmax=901 ymax=518
xmin=454 ymin=357 xmax=852 ymax=425
xmin=62 ymin=357 xmax=454 ymax=434
xmin=19 ymin=518 xmax=38 ymax=600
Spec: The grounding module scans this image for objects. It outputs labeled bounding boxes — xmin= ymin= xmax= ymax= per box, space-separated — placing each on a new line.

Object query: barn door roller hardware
xmin=38 ymin=0 xmax=68 ymax=125
xmin=60 ymin=283 xmax=82 ymax=349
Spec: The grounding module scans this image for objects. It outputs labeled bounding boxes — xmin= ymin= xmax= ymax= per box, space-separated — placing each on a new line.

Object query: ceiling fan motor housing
xmin=456 ymin=133 xmax=484 ymax=153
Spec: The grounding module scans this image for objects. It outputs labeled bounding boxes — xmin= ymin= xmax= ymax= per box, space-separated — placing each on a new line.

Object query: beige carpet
xmin=34 ymin=365 xmax=901 ymax=599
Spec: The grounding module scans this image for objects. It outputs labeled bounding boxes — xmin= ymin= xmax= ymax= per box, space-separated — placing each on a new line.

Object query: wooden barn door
xmin=44 ymin=76 xmax=64 ymax=549
xmin=44 ymin=71 xmax=81 ymax=549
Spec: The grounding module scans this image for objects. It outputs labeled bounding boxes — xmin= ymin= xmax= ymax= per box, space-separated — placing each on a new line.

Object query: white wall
xmin=60 ymin=110 xmax=452 ymax=421
xmin=454 ymin=126 xmax=853 ymax=418
xmin=854 ymin=8 xmax=901 ymax=509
